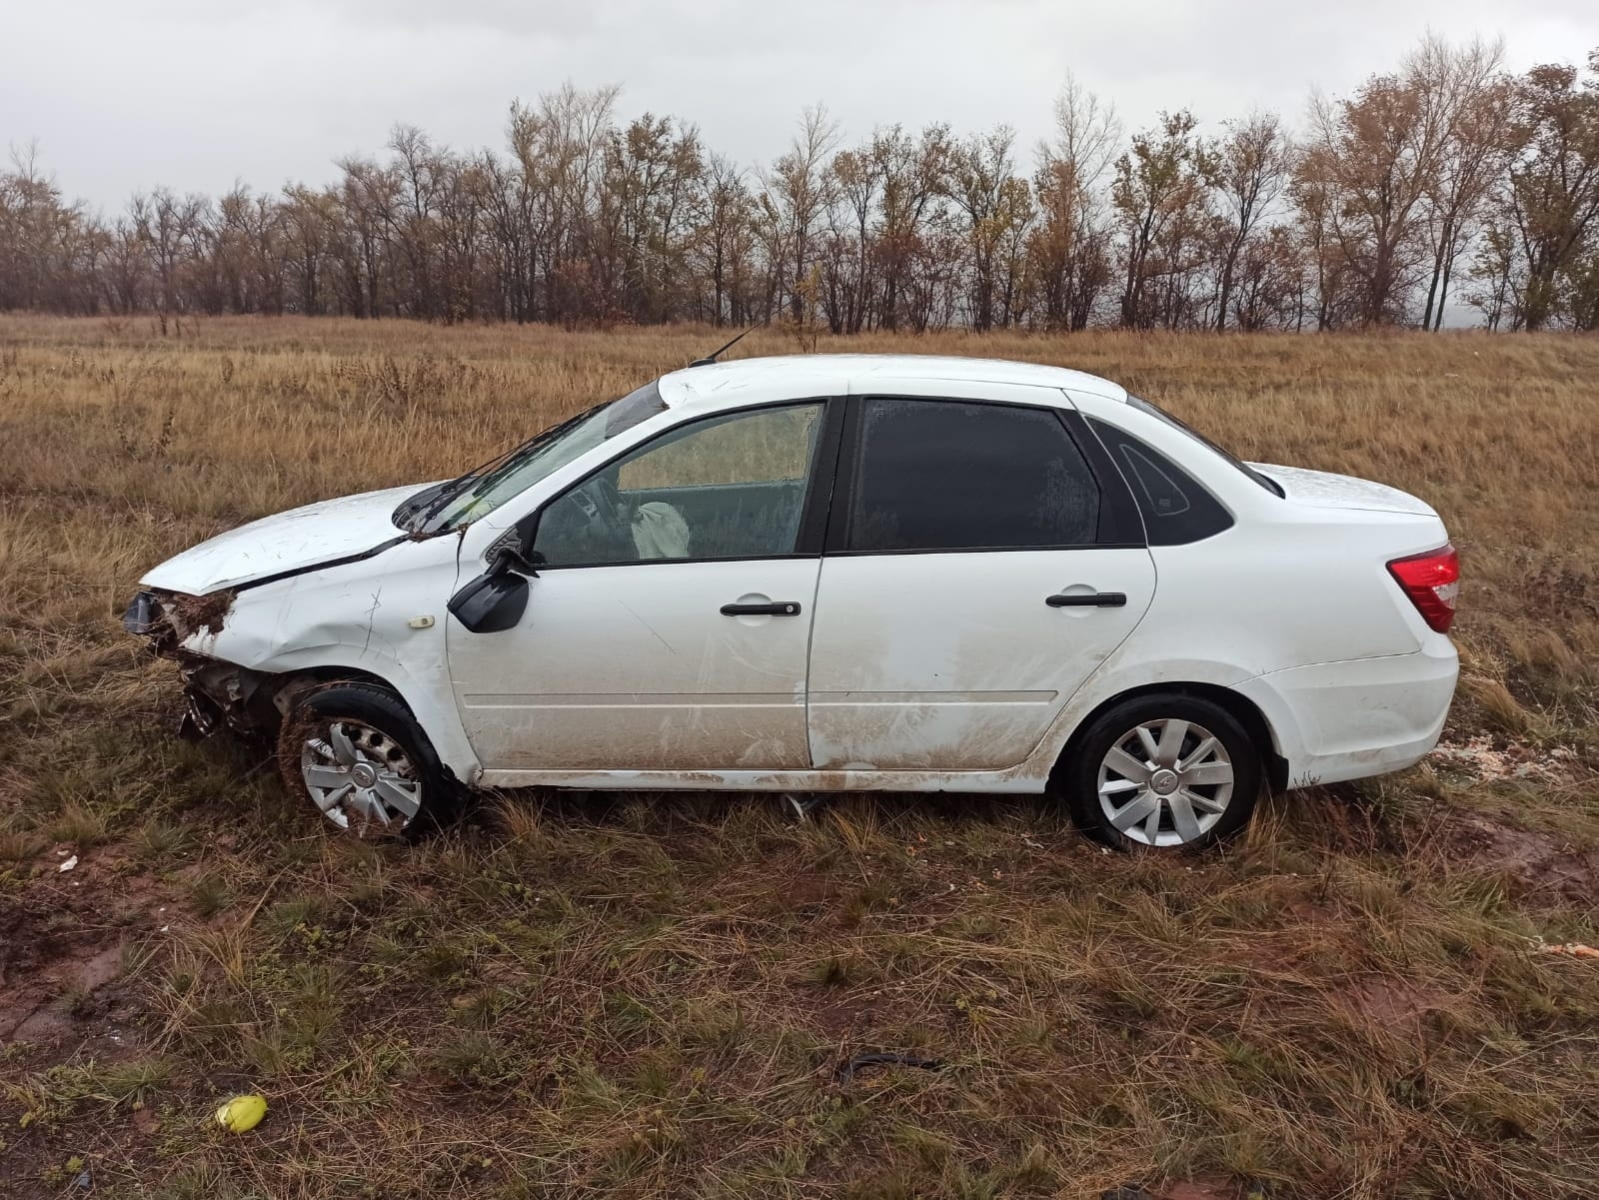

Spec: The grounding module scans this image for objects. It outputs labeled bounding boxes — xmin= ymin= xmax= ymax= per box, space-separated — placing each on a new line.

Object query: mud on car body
xmin=126 ymin=355 xmax=1460 ymax=848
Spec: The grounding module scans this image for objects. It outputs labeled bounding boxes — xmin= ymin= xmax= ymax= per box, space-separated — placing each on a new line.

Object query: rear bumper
xmin=1235 ymin=638 xmax=1458 ymax=789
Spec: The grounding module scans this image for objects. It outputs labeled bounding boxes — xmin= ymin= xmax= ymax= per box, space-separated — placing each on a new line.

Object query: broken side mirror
xmin=447 ymin=552 xmax=530 ymax=634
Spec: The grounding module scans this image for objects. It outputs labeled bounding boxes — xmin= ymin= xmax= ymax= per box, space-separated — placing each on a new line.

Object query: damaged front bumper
xmin=174 ymin=658 xmax=282 ymax=741
xmin=124 ymin=588 xmax=282 ymax=741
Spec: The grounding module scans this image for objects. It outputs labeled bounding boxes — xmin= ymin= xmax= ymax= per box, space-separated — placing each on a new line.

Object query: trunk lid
xmin=1249 ymin=464 xmax=1437 ymax=517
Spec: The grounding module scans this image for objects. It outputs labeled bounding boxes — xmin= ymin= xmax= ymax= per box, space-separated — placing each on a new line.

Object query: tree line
xmin=3 ymin=38 xmax=1597 ymax=333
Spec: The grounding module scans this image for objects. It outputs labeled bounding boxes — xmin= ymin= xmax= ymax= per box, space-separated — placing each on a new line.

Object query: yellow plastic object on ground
xmin=215 ymin=1094 xmax=268 ymax=1133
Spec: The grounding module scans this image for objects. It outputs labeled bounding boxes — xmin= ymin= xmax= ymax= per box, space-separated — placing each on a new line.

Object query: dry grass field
xmin=1 ymin=315 xmax=1596 ymax=1200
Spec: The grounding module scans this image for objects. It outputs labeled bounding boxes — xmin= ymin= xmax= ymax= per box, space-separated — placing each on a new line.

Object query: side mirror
xmin=447 ymin=554 xmax=530 ymax=634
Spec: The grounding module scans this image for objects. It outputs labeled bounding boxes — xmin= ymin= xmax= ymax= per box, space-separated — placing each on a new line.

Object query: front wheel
xmin=1057 ymin=694 xmax=1262 ymax=851
xmin=276 ymin=683 xmax=450 ymax=839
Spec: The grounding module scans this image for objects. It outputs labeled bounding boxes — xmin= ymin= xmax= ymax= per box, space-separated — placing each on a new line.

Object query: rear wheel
xmin=1059 ymin=693 xmax=1261 ymax=850
xmin=276 ymin=683 xmax=450 ymax=839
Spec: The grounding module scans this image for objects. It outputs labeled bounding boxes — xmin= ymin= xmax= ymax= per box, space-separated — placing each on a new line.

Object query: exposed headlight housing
xmin=123 ymin=590 xmax=164 ymax=635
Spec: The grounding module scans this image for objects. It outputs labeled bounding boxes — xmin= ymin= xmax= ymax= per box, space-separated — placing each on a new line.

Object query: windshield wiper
xmin=392 ymin=471 xmax=478 ymax=533
xmin=402 ymin=471 xmax=480 ymax=532
xmin=408 ymin=402 xmax=608 ymax=536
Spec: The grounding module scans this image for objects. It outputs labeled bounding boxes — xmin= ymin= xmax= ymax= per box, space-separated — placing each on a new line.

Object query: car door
xmin=806 ymin=391 xmax=1156 ymax=771
xmin=447 ymin=399 xmax=838 ymax=772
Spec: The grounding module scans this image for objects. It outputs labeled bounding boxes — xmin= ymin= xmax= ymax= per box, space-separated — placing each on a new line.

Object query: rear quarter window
xmin=1088 ymin=418 xmax=1235 ymax=545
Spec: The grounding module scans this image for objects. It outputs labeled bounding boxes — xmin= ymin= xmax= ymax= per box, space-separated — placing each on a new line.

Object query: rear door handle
xmin=1046 ymin=592 xmax=1127 ymax=608
xmin=720 ymin=601 xmax=803 ymax=616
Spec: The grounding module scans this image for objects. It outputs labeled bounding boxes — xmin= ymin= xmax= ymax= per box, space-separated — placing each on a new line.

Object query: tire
xmin=276 ymin=682 xmax=452 ymax=840
xmin=1057 ymin=693 xmax=1261 ymax=851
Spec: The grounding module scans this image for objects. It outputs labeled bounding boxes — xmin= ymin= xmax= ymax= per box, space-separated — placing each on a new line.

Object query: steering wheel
xmin=570 ymin=474 xmax=625 ymax=531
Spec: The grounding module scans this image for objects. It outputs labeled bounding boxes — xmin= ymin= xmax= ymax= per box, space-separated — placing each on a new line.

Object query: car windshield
xmin=1129 ymin=396 xmax=1284 ymax=497
xmin=410 ymin=381 xmax=668 ymax=533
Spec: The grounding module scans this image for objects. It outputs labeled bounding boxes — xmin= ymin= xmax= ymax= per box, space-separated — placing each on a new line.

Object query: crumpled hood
xmin=1250 ymin=463 xmax=1437 ymax=516
xmin=141 ymin=484 xmax=427 ymax=595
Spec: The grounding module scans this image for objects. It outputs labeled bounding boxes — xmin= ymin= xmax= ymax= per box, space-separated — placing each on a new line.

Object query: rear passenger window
xmin=1088 ymin=419 xmax=1234 ymax=545
xmin=847 ymin=399 xmax=1100 ymax=553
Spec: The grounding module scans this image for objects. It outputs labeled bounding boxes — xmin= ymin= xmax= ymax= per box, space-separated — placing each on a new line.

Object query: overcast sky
xmin=5 ymin=0 xmax=1597 ymax=212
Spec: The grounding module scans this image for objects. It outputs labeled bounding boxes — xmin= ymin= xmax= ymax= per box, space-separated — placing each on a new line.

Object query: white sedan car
xmin=125 ymin=355 xmax=1459 ymax=849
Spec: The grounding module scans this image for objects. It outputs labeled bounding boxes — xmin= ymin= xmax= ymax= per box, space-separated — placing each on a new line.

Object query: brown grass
xmin=0 ymin=315 xmax=1596 ymax=1199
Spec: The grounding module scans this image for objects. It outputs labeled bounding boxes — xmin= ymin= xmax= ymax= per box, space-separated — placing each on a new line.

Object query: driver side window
xmin=532 ymin=402 xmax=825 ymax=567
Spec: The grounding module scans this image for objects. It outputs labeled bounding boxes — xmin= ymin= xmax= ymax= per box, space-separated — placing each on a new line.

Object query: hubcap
xmin=299 ymin=719 xmax=422 ymax=837
xmin=1096 ymin=718 xmax=1234 ymax=847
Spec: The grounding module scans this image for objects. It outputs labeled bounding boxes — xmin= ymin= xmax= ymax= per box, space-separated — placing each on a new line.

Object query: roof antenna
xmin=689 ymin=324 xmax=757 ymax=368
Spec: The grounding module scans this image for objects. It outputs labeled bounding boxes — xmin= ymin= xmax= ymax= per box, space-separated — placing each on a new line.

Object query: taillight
xmin=1387 ymin=544 xmax=1459 ymax=633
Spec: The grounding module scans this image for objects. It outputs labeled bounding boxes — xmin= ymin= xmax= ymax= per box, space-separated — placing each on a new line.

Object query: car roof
xmin=656 ymin=354 xmax=1128 ymax=410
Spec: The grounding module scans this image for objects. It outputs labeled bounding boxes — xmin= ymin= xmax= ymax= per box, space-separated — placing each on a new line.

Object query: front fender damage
xmin=122 ymin=579 xmax=480 ymax=789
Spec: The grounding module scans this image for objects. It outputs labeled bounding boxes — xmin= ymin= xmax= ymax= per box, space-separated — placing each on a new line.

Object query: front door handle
xmin=1046 ymin=592 xmax=1127 ymax=608
xmin=720 ymin=601 xmax=803 ymax=616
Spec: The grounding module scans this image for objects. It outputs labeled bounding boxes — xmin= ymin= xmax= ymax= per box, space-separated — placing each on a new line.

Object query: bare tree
xmin=0 ymin=143 xmax=64 ymax=310
xmin=1113 ymin=110 xmax=1212 ymax=329
xmin=336 ymin=158 xmax=401 ymax=317
xmin=947 ymin=127 xmax=1035 ymax=330
xmin=1504 ymin=51 xmax=1599 ymax=330
xmin=872 ymin=124 xmax=951 ymax=331
xmin=1030 ymin=77 xmax=1120 ymax=331
xmin=760 ymin=106 xmax=840 ymax=325
xmin=1412 ymin=37 xmax=1513 ymax=330
xmin=1209 ymin=112 xmax=1289 ymax=330
xmin=1296 ymin=40 xmax=1516 ymax=328
xmin=686 ymin=154 xmax=757 ymax=326
xmin=1463 ymin=218 xmax=1520 ymax=329
xmin=139 ymin=187 xmax=208 ymax=331
xmin=821 ymin=136 xmax=880 ymax=334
